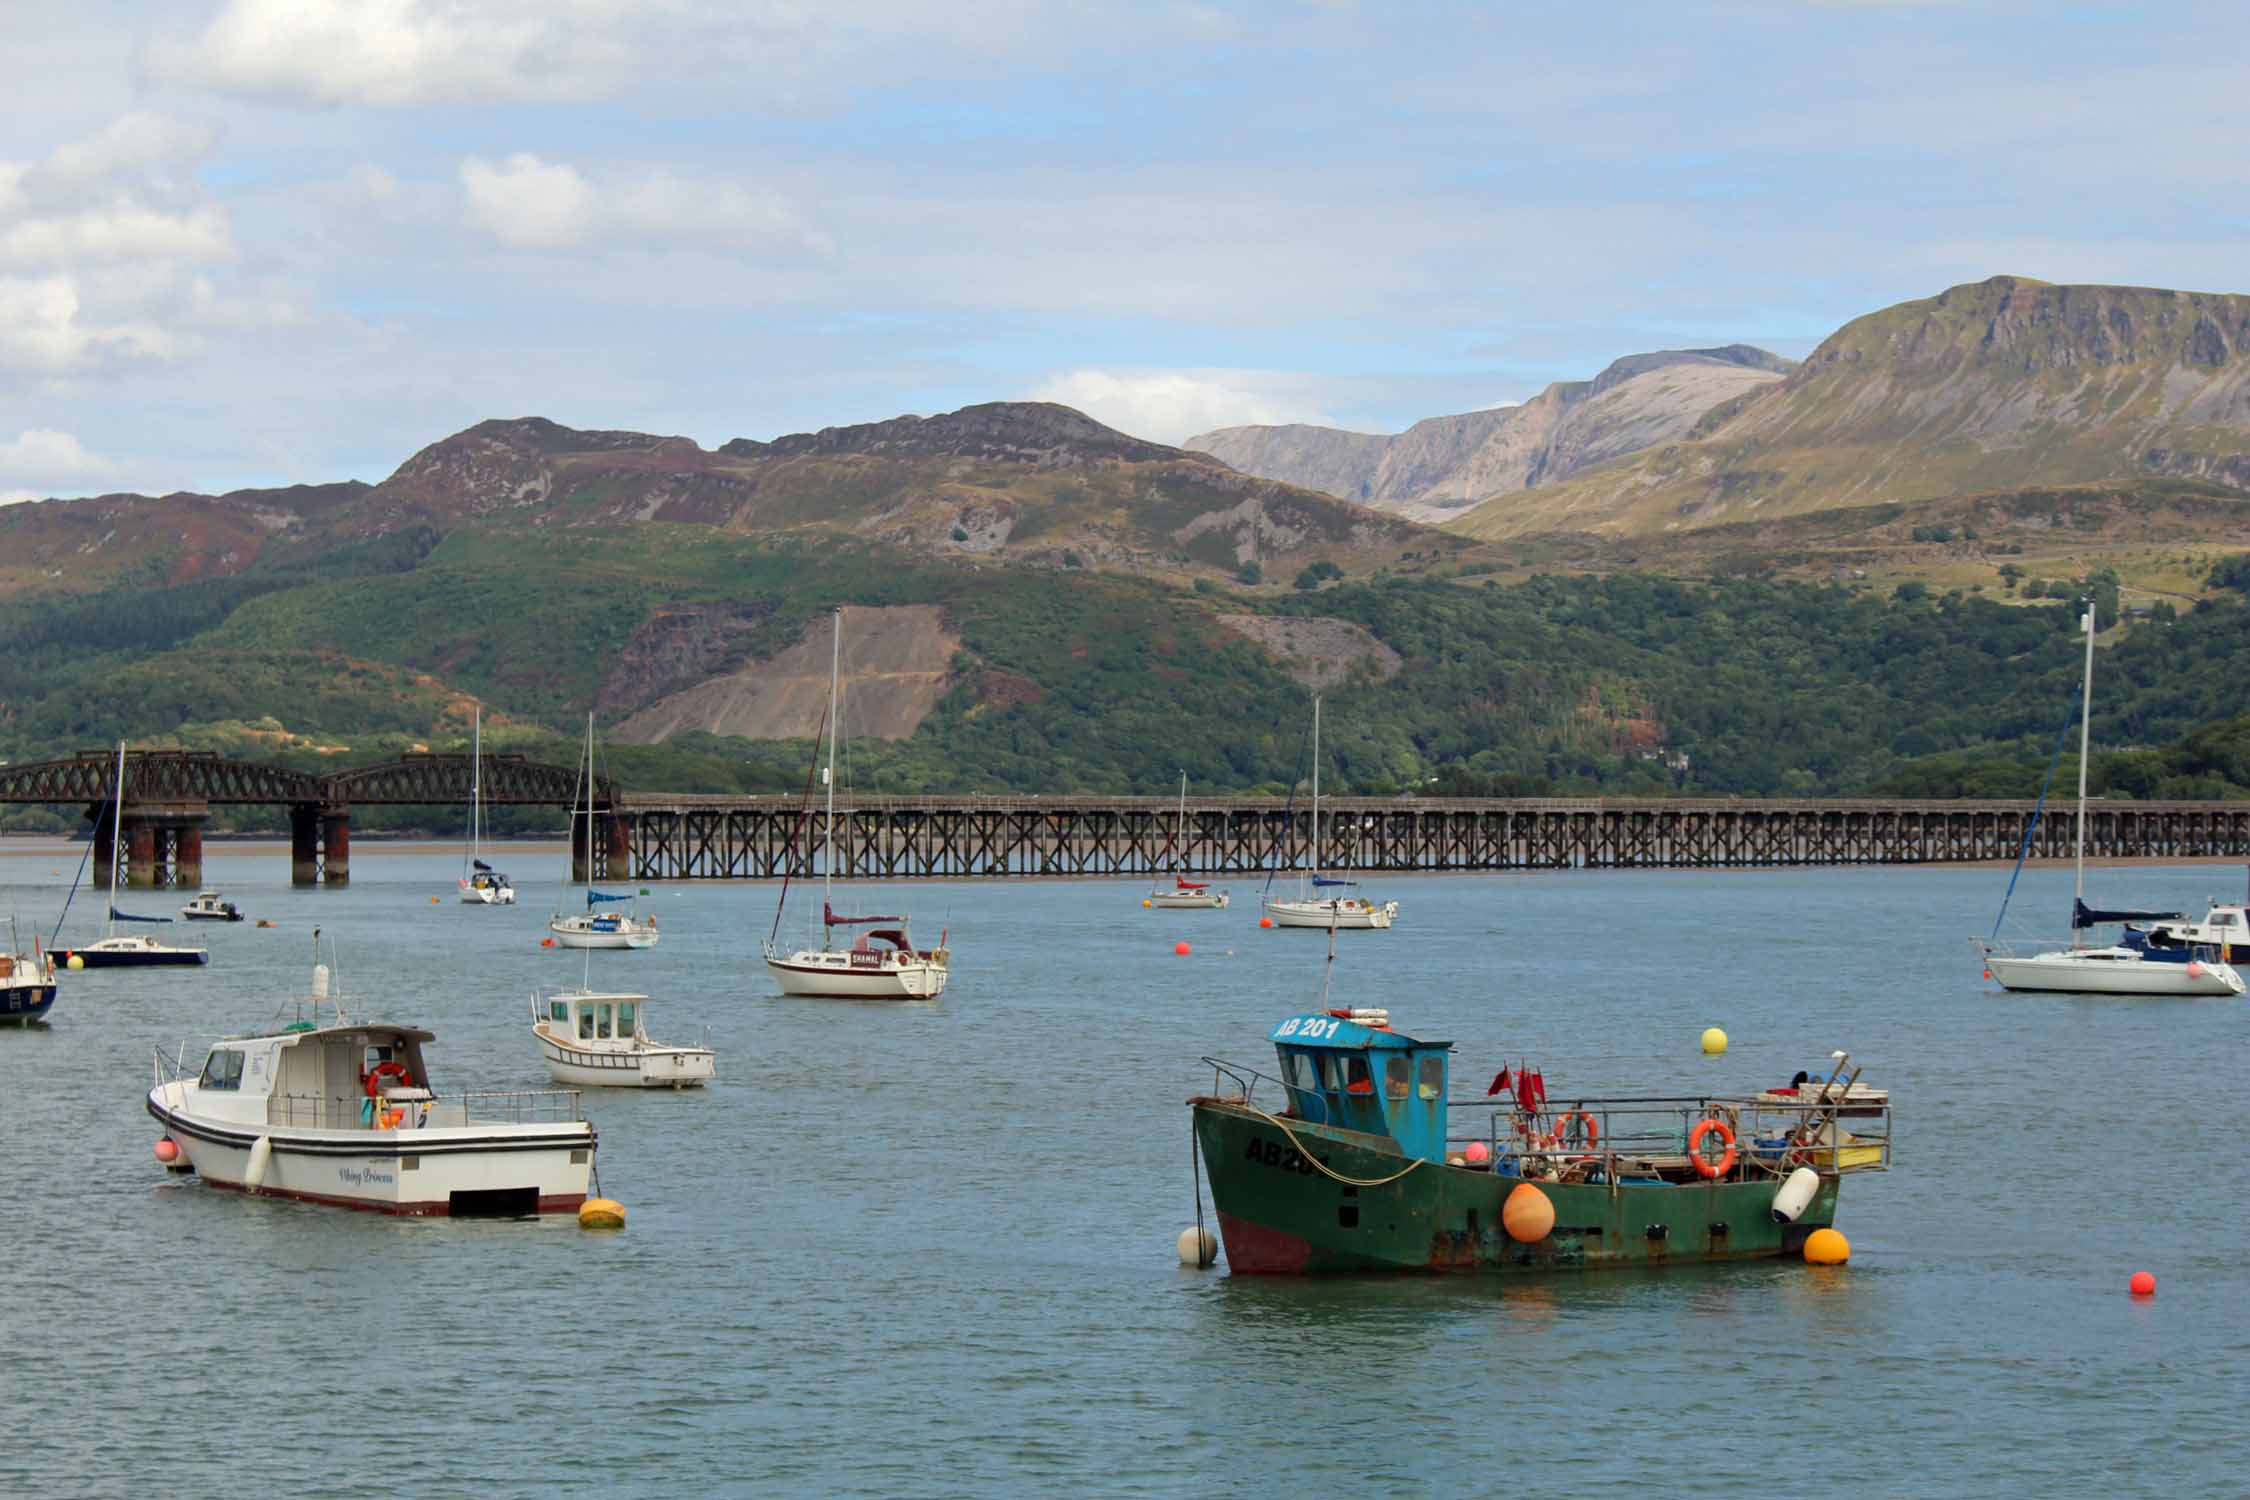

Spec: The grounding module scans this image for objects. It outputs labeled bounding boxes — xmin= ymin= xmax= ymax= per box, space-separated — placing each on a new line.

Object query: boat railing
xmin=1448 ymin=1094 xmax=1893 ymax=1180
xmin=264 ymin=1089 xmax=586 ymax=1130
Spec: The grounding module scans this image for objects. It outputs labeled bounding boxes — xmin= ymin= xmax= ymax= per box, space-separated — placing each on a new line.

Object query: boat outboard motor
xmin=1771 ymin=1166 xmax=1821 ymax=1224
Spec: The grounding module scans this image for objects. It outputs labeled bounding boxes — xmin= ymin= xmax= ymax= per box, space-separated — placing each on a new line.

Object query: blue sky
xmin=3 ymin=1 xmax=2245 ymax=498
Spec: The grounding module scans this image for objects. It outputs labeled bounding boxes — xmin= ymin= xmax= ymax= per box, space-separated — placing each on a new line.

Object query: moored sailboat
xmin=1261 ymin=696 xmax=1397 ymax=930
xmin=54 ymin=743 xmax=209 ymax=969
xmin=549 ymin=714 xmax=658 ymax=950
xmin=0 ymin=916 xmax=58 ymax=1025
xmin=1978 ymin=605 xmax=2244 ymax=997
xmin=1147 ymin=771 xmax=1228 ymax=909
xmin=762 ymin=608 xmax=949 ymax=1000
xmin=458 ymin=707 xmax=516 ymax=905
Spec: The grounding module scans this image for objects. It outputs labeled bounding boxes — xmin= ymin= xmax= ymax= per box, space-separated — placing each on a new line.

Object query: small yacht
xmin=458 ymin=708 xmax=516 ymax=905
xmin=550 ymin=714 xmax=658 ymax=948
xmin=181 ymin=890 xmax=244 ymax=922
xmin=1146 ymin=772 xmax=1228 ymax=909
xmin=56 ymin=743 xmax=210 ymax=968
xmin=1262 ymin=696 xmax=1397 ymax=931
xmin=533 ymin=990 xmax=715 ymax=1088
xmin=0 ymin=919 xmax=57 ymax=1025
xmin=2133 ymin=893 xmax=2250 ymax=962
xmin=148 ymin=947 xmax=595 ymax=1216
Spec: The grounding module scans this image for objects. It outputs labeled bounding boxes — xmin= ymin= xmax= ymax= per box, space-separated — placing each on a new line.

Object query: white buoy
xmin=312 ymin=963 xmax=330 ymax=999
xmin=244 ymin=1135 xmax=273 ymax=1191
xmin=1176 ymin=1226 xmax=1218 ymax=1267
xmin=1770 ymin=1165 xmax=1820 ymax=1223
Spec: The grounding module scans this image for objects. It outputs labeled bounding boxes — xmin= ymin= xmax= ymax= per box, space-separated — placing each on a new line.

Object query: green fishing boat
xmin=1190 ymin=1007 xmax=1890 ymax=1274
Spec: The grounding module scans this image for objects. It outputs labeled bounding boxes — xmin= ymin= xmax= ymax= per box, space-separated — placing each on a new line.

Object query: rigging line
xmin=1259 ymin=711 xmax=1316 ymax=896
xmin=48 ymin=827 xmax=93 ymax=949
xmin=1990 ymin=690 xmax=2082 ymax=941
xmin=768 ymin=703 xmax=830 ymax=949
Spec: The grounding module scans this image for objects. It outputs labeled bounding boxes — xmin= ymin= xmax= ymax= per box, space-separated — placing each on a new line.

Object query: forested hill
xmin=3 ymin=512 xmax=2248 ymax=829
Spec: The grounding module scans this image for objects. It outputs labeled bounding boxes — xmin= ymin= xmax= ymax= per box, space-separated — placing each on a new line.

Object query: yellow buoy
xmin=1502 ymin=1182 xmax=1555 ymax=1243
xmin=1175 ymin=1226 xmax=1217 ymax=1266
xmin=67 ymin=954 xmax=84 ymax=970
xmin=579 ymin=1198 xmax=626 ymax=1230
xmin=1803 ymin=1227 xmax=1850 ymax=1265
xmin=1701 ymin=1026 xmax=1728 ymax=1055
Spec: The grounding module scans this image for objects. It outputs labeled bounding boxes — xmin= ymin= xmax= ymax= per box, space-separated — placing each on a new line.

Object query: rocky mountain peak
xmin=723 ymin=401 xmax=1182 ymax=466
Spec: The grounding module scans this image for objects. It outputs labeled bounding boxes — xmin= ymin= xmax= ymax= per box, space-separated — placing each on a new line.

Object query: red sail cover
xmin=1174 ymin=877 xmax=1208 ymax=890
xmin=824 ymin=902 xmax=903 ymax=926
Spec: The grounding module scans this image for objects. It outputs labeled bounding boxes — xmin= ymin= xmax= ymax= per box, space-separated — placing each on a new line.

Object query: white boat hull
xmin=535 ymin=1027 xmax=713 ymax=1088
xmin=1150 ymin=891 xmax=1229 ymax=909
xmin=765 ymin=951 xmax=948 ymax=999
xmin=460 ymin=883 xmax=516 ymax=906
xmin=146 ymin=1081 xmax=591 ymax=1215
xmin=551 ymin=924 xmax=658 ymax=950
xmin=1263 ymin=897 xmax=1398 ymax=930
xmin=1985 ymin=948 xmax=2245 ymax=996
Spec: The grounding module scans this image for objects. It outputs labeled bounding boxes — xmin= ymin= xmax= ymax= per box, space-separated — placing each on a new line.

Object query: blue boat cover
xmin=1311 ymin=876 xmax=1354 ymax=888
xmin=587 ymin=890 xmax=633 ymax=904
xmin=109 ymin=906 xmax=172 ymax=924
xmin=2073 ymin=898 xmax=2182 ymax=929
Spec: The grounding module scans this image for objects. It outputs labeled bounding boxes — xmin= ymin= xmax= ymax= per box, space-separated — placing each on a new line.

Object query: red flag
xmin=1486 ymin=1067 xmax=1510 ymax=1097
xmin=1529 ymin=1069 xmax=1547 ymax=1111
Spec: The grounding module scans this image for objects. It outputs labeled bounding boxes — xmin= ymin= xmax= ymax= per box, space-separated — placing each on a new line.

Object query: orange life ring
xmin=1554 ymin=1110 xmax=1599 ymax=1147
xmin=365 ymin=1059 xmax=410 ymax=1098
xmin=1688 ymin=1117 xmax=1737 ymax=1179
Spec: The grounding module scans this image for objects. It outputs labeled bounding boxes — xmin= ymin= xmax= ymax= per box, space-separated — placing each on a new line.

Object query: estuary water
xmin=4 ymin=844 xmax=2244 ymax=1497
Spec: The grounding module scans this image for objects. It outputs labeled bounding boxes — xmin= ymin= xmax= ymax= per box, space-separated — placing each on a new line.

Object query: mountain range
xmin=1186 ymin=345 xmax=1792 ymax=520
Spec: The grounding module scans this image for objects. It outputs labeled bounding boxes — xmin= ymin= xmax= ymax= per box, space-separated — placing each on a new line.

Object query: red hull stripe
xmin=200 ymin=1177 xmax=585 ymax=1216
xmin=1216 ymin=1210 xmax=1313 ymax=1273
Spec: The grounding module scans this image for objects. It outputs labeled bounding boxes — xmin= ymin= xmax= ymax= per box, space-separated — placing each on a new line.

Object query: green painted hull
xmin=1193 ymin=1100 xmax=1840 ymax=1274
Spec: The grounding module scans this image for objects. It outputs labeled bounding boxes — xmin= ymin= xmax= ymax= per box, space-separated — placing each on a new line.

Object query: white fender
xmin=1770 ymin=1165 xmax=1820 ymax=1223
xmin=245 ymin=1135 xmax=273 ymax=1191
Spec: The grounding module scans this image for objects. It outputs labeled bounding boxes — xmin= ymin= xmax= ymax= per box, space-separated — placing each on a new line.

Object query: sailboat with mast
xmin=1147 ymin=771 xmax=1228 ymax=908
xmin=549 ymin=714 xmax=659 ymax=950
xmin=1261 ymin=695 xmax=1398 ymax=930
xmin=1979 ymin=604 xmax=2243 ymax=996
xmin=458 ymin=706 xmax=515 ymax=905
xmin=762 ymin=608 xmax=950 ymax=999
xmin=54 ymin=743 xmax=209 ymax=968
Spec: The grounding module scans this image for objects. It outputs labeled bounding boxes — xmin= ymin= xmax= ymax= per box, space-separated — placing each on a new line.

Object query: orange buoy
xmin=1258 ymin=916 xmax=1274 ymax=929
xmin=2129 ymin=1269 xmax=2156 ymax=1296
xmin=153 ymin=1138 xmax=179 ymax=1165
xmin=1174 ymin=940 xmax=1191 ymax=956
xmin=541 ymin=937 xmax=556 ymax=948
xmin=1502 ymin=1182 xmax=1554 ymax=1243
xmin=1803 ymin=1227 xmax=1850 ymax=1265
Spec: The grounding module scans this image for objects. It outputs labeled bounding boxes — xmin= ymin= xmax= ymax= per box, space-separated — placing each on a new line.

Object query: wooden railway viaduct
xmin=3 ymin=751 xmax=2239 ymax=885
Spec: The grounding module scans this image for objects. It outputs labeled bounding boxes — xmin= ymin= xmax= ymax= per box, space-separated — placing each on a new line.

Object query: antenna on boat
xmin=1317 ymin=904 xmax=1338 ymax=1011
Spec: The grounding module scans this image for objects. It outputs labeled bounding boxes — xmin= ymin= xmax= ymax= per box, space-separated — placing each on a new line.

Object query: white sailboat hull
xmin=534 ymin=1025 xmax=713 ymax=1087
xmin=459 ymin=882 xmax=515 ymax=905
xmin=147 ymin=1081 xmax=591 ymax=1214
xmin=550 ymin=921 xmax=658 ymax=950
xmin=1984 ymin=947 xmax=2245 ymax=996
xmin=1149 ymin=891 xmax=1229 ymax=909
xmin=764 ymin=949 xmax=949 ymax=999
xmin=1263 ymin=897 xmax=1397 ymax=930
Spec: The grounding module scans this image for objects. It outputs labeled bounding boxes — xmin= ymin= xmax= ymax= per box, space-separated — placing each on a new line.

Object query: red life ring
xmin=1688 ymin=1117 xmax=1737 ymax=1179
xmin=365 ymin=1059 xmax=410 ymax=1098
xmin=1554 ymin=1110 xmax=1599 ymax=1147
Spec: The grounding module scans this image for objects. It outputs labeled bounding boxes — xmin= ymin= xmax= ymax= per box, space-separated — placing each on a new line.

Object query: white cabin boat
xmin=0 ymin=919 xmax=57 ymax=1025
xmin=148 ymin=960 xmax=593 ymax=1216
xmin=181 ymin=890 xmax=243 ymax=922
xmin=2138 ymin=898 xmax=2250 ymax=961
xmin=533 ymin=990 xmax=714 ymax=1088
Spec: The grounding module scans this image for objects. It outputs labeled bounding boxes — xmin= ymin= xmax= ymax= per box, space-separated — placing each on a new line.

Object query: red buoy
xmin=1174 ymin=940 xmax=1191 ymax=956
xmin=2129 ymin=1270 xmax=2156 ymax=1297
xmin=153 ymin=1138 xmax=179 ymax=1165
xmin=1258 ymin=916 xmax=1274 ymax=929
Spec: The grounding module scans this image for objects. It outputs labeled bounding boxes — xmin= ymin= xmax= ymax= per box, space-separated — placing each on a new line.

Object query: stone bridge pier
xmin=290 ymin=803 xmax=350 ymax=886
xmin=88 ymin=800 xmax=210 ymax=888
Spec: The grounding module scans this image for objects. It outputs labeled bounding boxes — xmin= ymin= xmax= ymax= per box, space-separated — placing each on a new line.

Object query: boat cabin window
xmin=1418 ymin=1055 xmax=1444 ymax=1101
xmin=1385 ymin=1056 xmax=1410 ymax=1101
xmin=1283 ymin=1052 xmax=1318 ymax=1095
xmin=1342 ymin=1056 xmax=1372 ymax=1096
xmin=2214 ymin=912 xmax=2240 ymax=929
xmin=597 ymin=1004 xmax=613 ymax=1040
xmin=549 ymin=1000 xmax=569 ymax=1023
xmin=199 ymin=1049 xmax=244 ymax=1091
xmin=617 ymin=1001 xmax=636 ymax=1033
xmin=578 ymin=1007 xmax=595 ymax=1041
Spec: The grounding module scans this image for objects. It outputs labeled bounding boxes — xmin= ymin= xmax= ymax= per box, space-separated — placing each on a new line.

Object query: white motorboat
xmin=1262 ymin=695 xmax=1397 ymax=931
xmin=148 ymin=947 xmax=594 ymax=1216
xmin=1147 ymin=771 xmax=1229 ymax=909
xmin=550 ymin=714 xmax=658 ymax=950
xmin=533 ymin=989 xmax=713 ymax=1088
xmin=458 ymin=707 xmax=516 ymax=905
xmin=762 ymin=608 xmax=950 ymax=1000
xmin=2136 ymin=891 xmax=2250 ymax=963
xmin=180 ymin=890 xmax=243 ymax=922
xmin=1978 ymin=604 xmax=2243 ymax=998
xmin=0 ymin=917 xmax=57 ymax=1025
xmin=55 ymin=743 xmax=209 ymax=969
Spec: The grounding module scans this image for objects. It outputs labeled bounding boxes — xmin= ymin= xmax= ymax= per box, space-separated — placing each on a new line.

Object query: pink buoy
xmin=154 ymin=1138 xmax=179 ymax=1165
xmin=2185 ymin=961 xmax=2206 ymax=979
xmin=1174 ymin=940 xmax=1191 ymax=956
xmin=2129 ymin=1270 xmax=2156 ymax=1297
xmin=1464 ymin=1140 xmax=1491 ymax=1166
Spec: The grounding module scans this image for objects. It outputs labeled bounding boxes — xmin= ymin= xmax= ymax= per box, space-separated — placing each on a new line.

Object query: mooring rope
xmin=1237 ymin=1100 xmax=1426 ymax=1188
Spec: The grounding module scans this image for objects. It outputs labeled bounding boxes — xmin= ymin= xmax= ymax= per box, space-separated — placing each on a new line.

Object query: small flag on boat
xmin=1487 ymin=1067 xmax=1510 ymax=1097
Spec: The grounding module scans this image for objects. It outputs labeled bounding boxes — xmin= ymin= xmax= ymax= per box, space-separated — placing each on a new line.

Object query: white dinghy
xmin=148 ymin=940 xmax=595 ymax=1216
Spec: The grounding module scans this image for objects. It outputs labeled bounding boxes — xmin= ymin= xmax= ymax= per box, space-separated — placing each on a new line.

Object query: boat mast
xmin=469 ymin=706 xmax=482 ymax=871
xmin=1176 ymin=769 xmax=1187 ymax=874
xmin=2072 ymin=602 xmax=2095 ymax=949
xmin=107 ymin=740 xmax=125 ymax=937
xmin=1309 ymin=694 xmax=1321 ymax=890
xmin=583 ymin=711 xmax=595 ymax=900
xmin=823 ymin=607 xmax=841 ymax=940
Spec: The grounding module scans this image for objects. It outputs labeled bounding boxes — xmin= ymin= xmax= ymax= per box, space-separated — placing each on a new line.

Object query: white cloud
xmin=1024 ymin=369 xmax=1338 ymax=445
xmin=0 ymin=427 xmax=123 ymax=503
xmin=458 ymin=153 xmax=821 ymax=255
xmin=0 ymin=276 xmax=183 ymax=374
xmin=0 ymin=112 xmax=232 ymax=272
